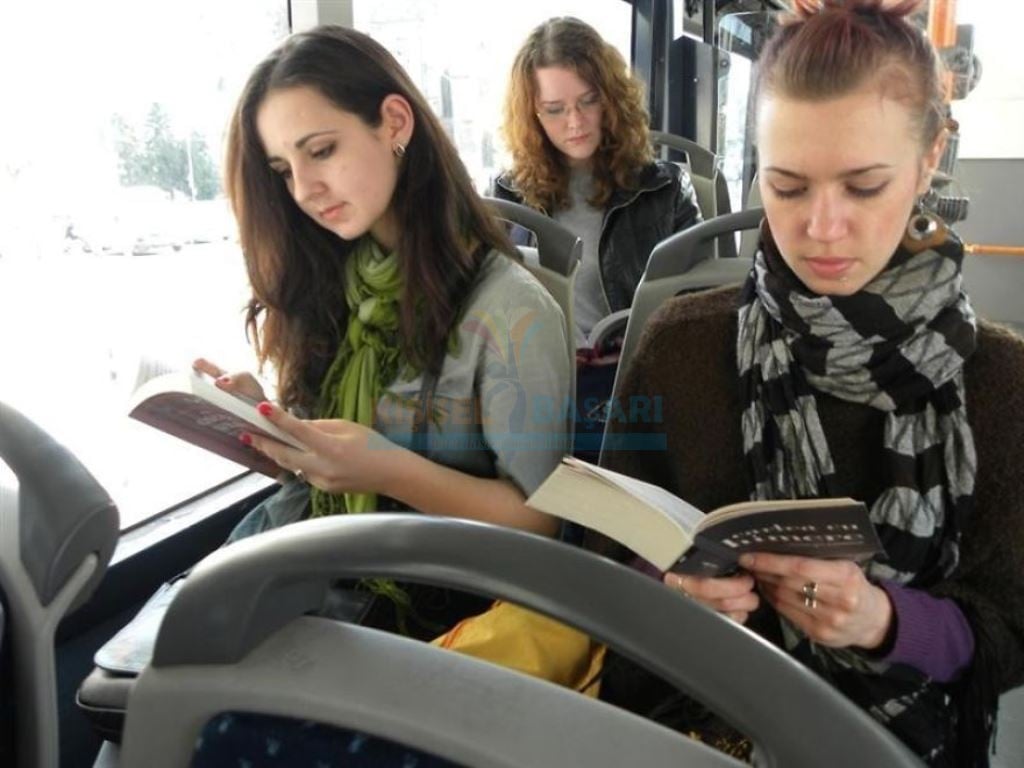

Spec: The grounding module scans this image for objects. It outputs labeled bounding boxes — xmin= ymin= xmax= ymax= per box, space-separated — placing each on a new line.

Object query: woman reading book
xmin=596 ymin=1 xmax=1024 ymax=764
xmin=491 ymin=17 xmax=702 ymax=458
xmin=199 ymin=25 xmax=570 ymax=634
xmin=491 ymin=16 xmax=702 ymax=344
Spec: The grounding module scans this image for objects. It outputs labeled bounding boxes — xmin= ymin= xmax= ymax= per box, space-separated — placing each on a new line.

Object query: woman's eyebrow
xmin=266 ymin=130 xmax=339 ymax=162
xmin=538 ymin=89 xmax=597 ymax=105
xmin=763 ymin=163 xmax=893 ymax=180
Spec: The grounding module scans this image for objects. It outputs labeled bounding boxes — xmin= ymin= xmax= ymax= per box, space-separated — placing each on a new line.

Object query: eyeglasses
xmin=535 ymin=92 xmax=602 ymax=122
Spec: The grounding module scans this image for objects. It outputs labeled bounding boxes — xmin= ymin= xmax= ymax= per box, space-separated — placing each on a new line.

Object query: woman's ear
xmin=380 ymin=94 xmax=415 ymax=149
xmin=917 ymin=130 xmax=948 ymax=195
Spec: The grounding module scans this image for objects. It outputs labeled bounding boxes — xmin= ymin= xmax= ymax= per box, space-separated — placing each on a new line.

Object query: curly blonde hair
xmin=502 ymin=17 xmax=653 ymax=212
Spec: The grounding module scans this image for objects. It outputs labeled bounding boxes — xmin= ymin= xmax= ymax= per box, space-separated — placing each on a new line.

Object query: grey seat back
xmin=611 ymin=209 xmax=763 ymax=407
xmin=0 ymin=402 xmax=119 ymax=768
xmin=650 ymin=130 xmax=736 ymax=259
xmin=739 ymin=172 xmax=763 ymax=260
xmin=486 ymin=196 xmax=582 ymax=390
xmin=120 ymin=514 xmax=923 ymax=768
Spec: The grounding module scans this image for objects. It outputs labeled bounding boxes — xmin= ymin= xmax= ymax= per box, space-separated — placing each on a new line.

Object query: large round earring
xmin=906 ymin=202 xmax=939 ymax=242
xmin=393 ymin=142 xmax=406 ymax=158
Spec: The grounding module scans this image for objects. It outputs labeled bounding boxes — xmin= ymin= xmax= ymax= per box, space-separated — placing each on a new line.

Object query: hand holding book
xmin=192 ymin=357 xmax=268 ymax=405
xmin=526 ymin=457 xmax=894 ymax=645
xmin=732 ymin=552 xmax=895 ymax=650
xmin=128 ymin=360 xmax=304 ymax=478
xmin=526 ymin=457 xmax=885 ymax=578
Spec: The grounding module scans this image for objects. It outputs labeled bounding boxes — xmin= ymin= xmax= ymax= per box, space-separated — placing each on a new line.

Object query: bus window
xmin=954 ymin=0 xmax=1024 ymax=159
xmin=351 ymin=0 xmax=632 ymax=193
xmin=0 ymin=0 xmax=289 ymax=529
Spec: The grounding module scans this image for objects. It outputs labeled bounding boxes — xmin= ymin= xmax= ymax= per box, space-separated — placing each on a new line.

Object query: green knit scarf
xmin=309 ymin=236 xmax=413 ymax=625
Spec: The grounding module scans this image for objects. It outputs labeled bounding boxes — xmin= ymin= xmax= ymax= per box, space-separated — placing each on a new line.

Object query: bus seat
xmin=0 ymin=401 xmax=119 ymax=768
xmin=485 ymin=196 xmax=581 ymax=387
xmin=117 ymin=513 xmax=923 ymax=768
xmin=606 ymin=209 xmax=762 ymax=444
xmin=962 ymin=252 xmax=1024 ymax=335
xmin=650 ymin=130 xmax=737 ymax=259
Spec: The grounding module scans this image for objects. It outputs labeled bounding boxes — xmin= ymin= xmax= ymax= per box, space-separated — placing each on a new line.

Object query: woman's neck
xmin=369 ymin=209 xmax=399 ymax=253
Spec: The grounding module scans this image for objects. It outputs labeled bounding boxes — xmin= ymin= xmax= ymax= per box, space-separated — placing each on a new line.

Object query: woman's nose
xmin=806 ymin=191 xmax=850 ymax=242
xmin=291 ymin=165 xmax=325 ymax=204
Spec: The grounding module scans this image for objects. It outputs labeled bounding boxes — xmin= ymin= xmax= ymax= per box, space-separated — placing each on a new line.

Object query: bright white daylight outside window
xmin=953 ymin=0 xmax=1024 ymax=159
xmin=0 ymin=0 xmax=289 ymax=528
xmin=353 ymin=0 xmax=633 ymax=194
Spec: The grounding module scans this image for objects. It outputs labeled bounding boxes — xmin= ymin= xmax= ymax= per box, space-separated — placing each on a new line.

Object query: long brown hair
xmin=502 ymin=17 xmax=653 ymax=212
xmin=757 ymin=0 xmax=946 ymax=150
xmin=225 ymin=25 xmax=515 ymax=410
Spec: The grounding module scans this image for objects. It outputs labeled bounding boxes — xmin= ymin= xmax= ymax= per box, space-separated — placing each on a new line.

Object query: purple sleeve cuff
xmin=878 ymin=580 xmax=975 ymax=683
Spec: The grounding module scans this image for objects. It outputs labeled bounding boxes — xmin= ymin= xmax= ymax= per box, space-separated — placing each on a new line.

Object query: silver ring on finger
xmin=294 ymin=468 xmax=306 ymax=483
xmin=801 ymin=580 xmax=818 ymax=610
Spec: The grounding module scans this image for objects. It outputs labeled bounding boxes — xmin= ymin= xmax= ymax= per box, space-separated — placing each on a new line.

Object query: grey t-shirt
xmin=555 ymin=168 xmax=610 ymax=343
xmin=375 ymin=249 xmax=571 ymax=497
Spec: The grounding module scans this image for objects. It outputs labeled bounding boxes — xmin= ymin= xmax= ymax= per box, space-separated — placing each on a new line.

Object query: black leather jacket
xmin=491 ymin=161 xmax=702 ymax=312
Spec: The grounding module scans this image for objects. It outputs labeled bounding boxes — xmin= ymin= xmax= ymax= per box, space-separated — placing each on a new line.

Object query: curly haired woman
xmin=491 ymin=16 xmax=702 ymax=342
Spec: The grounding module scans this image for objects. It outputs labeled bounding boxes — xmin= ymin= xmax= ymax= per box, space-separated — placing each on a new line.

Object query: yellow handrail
xmin=965 ymin=244 xmax=1024 ymax=257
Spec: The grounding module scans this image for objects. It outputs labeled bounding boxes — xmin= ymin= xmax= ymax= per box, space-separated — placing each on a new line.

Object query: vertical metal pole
xmin=702 ymin=0 xmax=719 ymax=150
xmin=632 ymin=0 xmax=671 ymax=131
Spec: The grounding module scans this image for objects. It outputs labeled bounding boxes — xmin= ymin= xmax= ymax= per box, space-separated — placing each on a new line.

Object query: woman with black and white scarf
xmin=596 ymin=2 xmax=1024 ymax=765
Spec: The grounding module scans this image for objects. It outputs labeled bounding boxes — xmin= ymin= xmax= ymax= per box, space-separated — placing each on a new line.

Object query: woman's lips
xmin=320 ymin=203 xmax=346 ymax=222
xmin=804 ymin=257 xmax=855 ymax=279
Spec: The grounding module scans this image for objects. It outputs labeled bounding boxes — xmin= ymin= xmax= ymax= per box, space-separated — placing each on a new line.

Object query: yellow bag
xmin=432 ymin=601 xmax=606 ymax=698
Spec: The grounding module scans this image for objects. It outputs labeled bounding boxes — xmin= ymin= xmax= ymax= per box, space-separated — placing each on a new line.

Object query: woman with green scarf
xmin=197 ymin=26 xmax=571 ymax=634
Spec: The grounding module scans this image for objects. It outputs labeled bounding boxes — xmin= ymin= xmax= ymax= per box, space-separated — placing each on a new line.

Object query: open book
xmin=527 ymin=457 xmax=884 ymax=577
xmin=580 ymin=308 xmax=630 ymax=357
xmin=127 ymin=368 xmax=306 ymax=478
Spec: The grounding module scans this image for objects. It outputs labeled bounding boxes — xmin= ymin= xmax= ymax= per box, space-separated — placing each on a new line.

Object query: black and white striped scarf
xmin=737 ymin=218 xmax=978 ymax=764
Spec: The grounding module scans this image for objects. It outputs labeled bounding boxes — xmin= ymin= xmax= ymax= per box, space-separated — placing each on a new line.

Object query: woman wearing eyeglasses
xmin=492 ymin=17 xmax=702 ymax=343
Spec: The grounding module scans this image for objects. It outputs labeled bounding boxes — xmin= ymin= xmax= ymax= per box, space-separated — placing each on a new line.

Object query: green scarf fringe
xmin=308 ymin=237 xmax=413 ymax=628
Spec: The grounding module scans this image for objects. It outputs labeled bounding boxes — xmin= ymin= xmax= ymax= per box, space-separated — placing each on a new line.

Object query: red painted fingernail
xmin=239 ymin=433 xmax=252 ymax=446
xmin=257 ymin=402 xmax=273 ymax=416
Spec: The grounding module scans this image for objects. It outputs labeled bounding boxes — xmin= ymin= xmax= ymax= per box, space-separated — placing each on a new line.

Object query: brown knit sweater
xmin=601 ymin=285 xmax=1024 ymax=699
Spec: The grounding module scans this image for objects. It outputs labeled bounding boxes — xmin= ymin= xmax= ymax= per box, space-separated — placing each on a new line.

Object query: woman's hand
xmin=242 ymin=402 xmax=554 ymax=534
xmin=242 ymin=401 xmax=406 ymax=497
xmin=193 ymin=357 xmax=267 ymax=403
xmin=663 ymin=571 xmax=761 ymax=624
xmin=740 ymin=553 xmax=893 ymax=650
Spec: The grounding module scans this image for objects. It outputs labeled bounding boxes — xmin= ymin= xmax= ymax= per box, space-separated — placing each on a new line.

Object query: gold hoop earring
xmin=393 ymin=142 xmax=406 ymax=158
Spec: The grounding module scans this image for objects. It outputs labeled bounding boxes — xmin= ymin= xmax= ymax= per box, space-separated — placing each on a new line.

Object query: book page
xmin=563 ymin=458 xmax=705 ymax=530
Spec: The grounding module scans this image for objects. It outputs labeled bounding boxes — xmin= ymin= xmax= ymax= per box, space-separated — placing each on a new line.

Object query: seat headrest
xmin=0 ymin=402 xmax=118 ymax=610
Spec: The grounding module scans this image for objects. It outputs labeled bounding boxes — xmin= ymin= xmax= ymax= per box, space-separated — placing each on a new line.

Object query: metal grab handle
xmin=649 ymin=130 xmax=718 ymax=178
xmin=484 ymin=196 xmax=582 ymax=276
xmin=154 ymin=514 xmax=921 ymax=768
xmin=644 ymin=208 xmax=763 ymax=280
